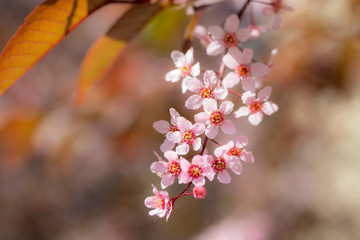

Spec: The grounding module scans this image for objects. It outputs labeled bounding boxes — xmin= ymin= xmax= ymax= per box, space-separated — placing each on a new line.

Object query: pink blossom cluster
xmin=145 ymin=0 xmax=292 ymax=221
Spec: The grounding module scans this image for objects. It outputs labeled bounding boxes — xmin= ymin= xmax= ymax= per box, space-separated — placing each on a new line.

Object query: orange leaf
xmin=76 ymin=2 xmax=162 ymax=104
xmin=0 ymin=0 xmax=110 ymax=95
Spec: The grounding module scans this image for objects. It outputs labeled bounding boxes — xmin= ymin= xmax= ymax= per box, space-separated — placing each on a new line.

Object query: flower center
xmin=182 ymin=130 xmax=195 ymax=144
xmin=273 ymin=0 xmax=283 ymax=13
xmin=181 ymin=64 xmax=191 ymax=77
xmin=249 ymin=100 xmax=263 ymax=114
xmin=157 ymin=198 xmax=165 ymax=209
xmin=237 ymin=64 xmax=250 ymax=77
xmin=200 ymin=87 xmax=214 ymax=99
xmin=210 ymin=111 xmax=225 ymax=126
xmin=227 ymin=147 xmax=242 ymax=157
xmin=167 ymin=161 xmax=181 ymax=176
xmin=223 ymin=33 xmax=238 ymax=48
xmin=212 ymin=157 xmax=226 ymax=173
xmin=169 ymin=124 xmax=179 ymax=132
xmin=188 ymin=164 xmax=203 ymax=178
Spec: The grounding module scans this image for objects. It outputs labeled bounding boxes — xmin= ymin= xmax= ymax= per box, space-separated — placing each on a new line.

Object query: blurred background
xmin=0 ymin=0 xmax=360 ymax=239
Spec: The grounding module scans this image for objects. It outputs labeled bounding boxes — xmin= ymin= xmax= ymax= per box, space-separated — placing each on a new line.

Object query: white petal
xmin=235 ymin=136 xmax=248 ymax=147
xmin=205 ymin=125 xmax=218 ymax=139
xmin=213 ymin=86 xmax=228 ymax=100
xmin=153 ymin=120 xmax=170 ymax=134
xmin=160 ymin=139 xmax=175 ymax=152
xmin=221 ymin=119 xmax=236 ymax=134
xmin=217 ymin=170 xmax=231 ymax=184
xmin=242 ymin=48 xmax=253 ymax=64
xmin=241 ymin=77 xmax=256 ymax=92
xmin=248 ymin=112 xmax=263 ymax=126
xmin=171 ymin=50 xmax=185 ymax=68
xmin=224 ymin=14 xmax=239 ymax=33
xmin=234 ymin=106 xmax=250 ymax=118
xmin=164 ymin=150 xmax=178 ymax=162
xmin=208 ymin=25 xmax=224 ymax=40
xmin=262 ymin=101 xmax=278 ymax=115
xmin=185 ymin=95 xmax=203 ymax=110
xmin=192 ymin=137 xmax=202 ymax=151
xmin=185 ymin=47 xmax=194 ymax=64
xmin=206 ymin=41 xmax=225 ymax=56
xmin=230 ymin=160 xmax=243 ymax=175
xmin=191 ymin=62 xmax=200 ymax=77
xmin=193 ymin=176 xmax=205 ymax=186
xmin=169 ymin=108 xmax=180 ymax=124
xmin=236 ymin=28 xmax=251 ymax=42
xmin=181 ymin=77 xmax=188 ymax=94
xmin=185 ymin=77 xmax=203 ymax=92
xmin=219 ymin=101 xmax=234 ymax=115
xmin=166 ymin=131 xmax=181 ymax=143
xmin=242 ymin=91 xmax=256 ymax=105
xmin=161 ymin=174 xmax=175 ymax=189
xmin=194 ymin=112 xmax=209 ymax=124
xmin=176 ymin=116 xmax=192 ymax=131
xmin=204 ymin=70 xmax=217 ymax=86
xmin=223 ymin=52 xmax=239 ymax=70
xmin=203 ymin=98 xmax=218 ymax=114
xmin=258 ymin=86 xmax=272 ymax=101
xmin=165 ymin=69 xmax=182 ymax=82
xmin=241 ymin=150 xmax=254 ymax=163
xmin=176 ymin=143 xmax=190 ymax=155
xmin=222 ymin=72 xmax=240 ymax=89
xmin=251 ymin=62 xmax=270 ymax=77
xmin=193 ymin=123 xmax=205 ymax=135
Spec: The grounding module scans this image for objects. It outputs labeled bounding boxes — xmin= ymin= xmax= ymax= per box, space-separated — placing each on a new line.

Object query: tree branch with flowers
xmin=145 ymin=0 xmax=292 ymax=221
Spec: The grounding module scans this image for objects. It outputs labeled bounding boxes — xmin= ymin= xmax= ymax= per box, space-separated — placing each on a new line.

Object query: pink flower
xmin=150 ymin=151 xmax=184 ymax=189
xmin=234 ymin=86 xmax=278 ymax=126
xmin=185 ymin=70 xmax=228 ymax=110
xmin=249 ymin=24 xmax=268 ymax=38
xmin=223 ymin=136 xmax=254 ymax=163
xmin=263 ymin=0 xmax=293 ymax=29
xmin=165 ymin=47 xmax=200 ymax=93
xmin=179 ymin=155 xmax=214 ymax=185
xmin=153 ymin=108 xmax=180 ymax=152
xmin=222 ymin=47 xmax=270 ymax=91
xmin=194 ymin=99 xmax=235 ymax=139
xmin=207 ymin=14 xmax=251 ymax=56
xmin=166 ymin=116 xmax=205 ymax=155
xmin=144 ymin=184 xmax=173 ymax=221
xmin=206 ymin=145 xmax=243 ymax=184
xmin=193 ymin=185 xmax=207 ymax=199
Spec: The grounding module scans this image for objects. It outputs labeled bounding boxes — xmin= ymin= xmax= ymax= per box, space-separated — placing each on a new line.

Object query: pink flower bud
xmin=193 ymin=185 xmax=207 ymax=199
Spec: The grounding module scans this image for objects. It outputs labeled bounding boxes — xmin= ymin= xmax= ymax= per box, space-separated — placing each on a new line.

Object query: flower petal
xmin=192 ymin=137 xmax=202 ymax=151
xmin=242 ymin=91 xmax=256 ymax=105
xmin=224 ymin=14 xmax=239 ymax=33
xmin=218 ymin=170 xmax=231 ymax=184
xmin=236 ymin=28 xmax=251 ymax=42
xmin=194 ymin=112 xmax=209 ymax=124
xmin=242 ymin=48 xmax=254 ymax=64
xmin=153 ymin=120 xmax=170 ymax=134
xmin=235 ymin=136 xmax=248 ymax=147
xmin=160 ymin=139 xmax=175 ymax=152
xmin=171 ymin=50 xmax=185 ymax=68
xmin=176 ymin=143 xmax=190 ymax=155
xmin=164 ymin=150 xmax=178 ymax=162
xmin=229 ymin=159 xmax=243 ymax=175
xmin=204 ymin=70 xmax=218 ymax=86
xmin=193 ymin=176 xmax=205 ymax=186
xmin=161 ymin=174 xmax=175 ymax=189
xmin=241 ymin=77 xmax=256 ymax=92
xmin=248 ymin=112 xmax=263 ymax=126
xmin=191 ymin=62 xmax=200 ymax=77
xmin=205 ymin=124 xmax=218 ymax=139
xmin=221 ymin=119 xmax=236 ymax=134
xmin=213 ymin=86 xmax=228 ymax=100
xmin=222 ymin=72 xmax=240 ymax=89
xmin=176 ymin=116 xmax=192 ymax=131
xmin=166 ymin=131 xmax=181 ymax=143
xmin=258 ymin=86 xmax=272 ymax=101
xmin=186 ymin=77 xmax=203 ymax=92
xmin=219 ymin=101 xmax=234 ymax=115
xmin=203 ymin=98 xmax=218 ymax=114
xmin=251 ymin=62 xmax=270 ymax=77
xmin=185 ymin=47 xmax=194 ymax=64
xmin=241 ymin=150 xmax=254 ymax=163
xmin=262 ymin=101 xmax=278 ymax=115
xmin=223 ymin=52 xmax=239 ymax=70
xmin=206 ymin=41 xmax=225 ymax=56
xmin=165 ymin=69 xmax=182 ymax=82
xmin=193 ymin=123 xmax=205 ymax=135
xmin=234 ymin=106 xmax=250 ymax=118
xmin=185 ymin=95 xmax=203 ymax=110
xmin=208 ymin=25 xmax=224 ymax=40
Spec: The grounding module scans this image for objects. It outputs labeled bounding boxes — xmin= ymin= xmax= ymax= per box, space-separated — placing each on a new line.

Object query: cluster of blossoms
xmin=145 ymin=0 xmax=292 ymax=221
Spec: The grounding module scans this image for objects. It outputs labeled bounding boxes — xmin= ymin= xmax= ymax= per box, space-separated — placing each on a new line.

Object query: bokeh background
xmin=0 ymin=0 xmax=360 ymax=239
